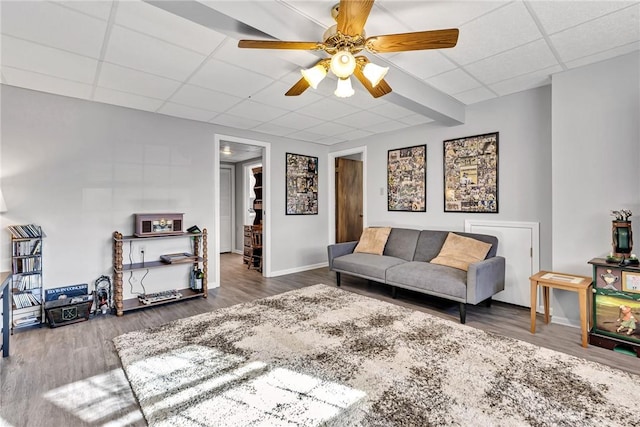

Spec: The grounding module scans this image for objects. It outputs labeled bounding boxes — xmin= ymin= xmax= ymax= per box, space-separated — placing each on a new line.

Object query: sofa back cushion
xmin=430 ymin=232 xmax=493 ymax=271
xmin=414 ymin=230 xmax=498 ymax=262
xmin=383 ymin=228 xmax=421 ymax=261
xmin=354 ymin=227 xmax=392 ymax=255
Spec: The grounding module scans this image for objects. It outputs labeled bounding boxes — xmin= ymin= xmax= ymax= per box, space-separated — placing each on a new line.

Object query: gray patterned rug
xmin=114 ymin=284 xmax=640 ymax=426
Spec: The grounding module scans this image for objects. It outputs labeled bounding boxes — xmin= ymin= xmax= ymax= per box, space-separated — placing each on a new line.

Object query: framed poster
xmin=443 ymin=132 xmax=498 ymax=213
xmin=286 ymin=153 xmax=318 ymax=215
xmin=622 ymin=271 xmax=640 ymax=294
xmin=387 ymin=144 xmax=426 ymax=212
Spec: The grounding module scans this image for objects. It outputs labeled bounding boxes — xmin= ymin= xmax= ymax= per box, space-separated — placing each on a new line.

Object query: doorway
xmin=214 ymin=135 xmax=271 ymax=289
xmin=219 ymin=164 xmax=234 ymax=253
xmin=328 ymin=147 xmax=367 ymax=244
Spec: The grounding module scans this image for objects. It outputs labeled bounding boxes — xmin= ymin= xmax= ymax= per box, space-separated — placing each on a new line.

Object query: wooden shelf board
xmin=121 ymin=287 xmax=204 ymax=312
xmin=116 ymin=232 xmax=202 ymax=242
xmin=116 ymin=257 xmax=203 ymax=272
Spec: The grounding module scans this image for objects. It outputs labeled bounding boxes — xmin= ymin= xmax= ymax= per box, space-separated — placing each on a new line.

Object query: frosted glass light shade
xmin=334 ymin=77 xmax=355 ymax=98
xmin=363 ymin=62 xmax=389 ymax=87
xmin=301 ymin=64 xmax=327 ymax=89
xmin=330 ymin=50 xmax=356 ymax=78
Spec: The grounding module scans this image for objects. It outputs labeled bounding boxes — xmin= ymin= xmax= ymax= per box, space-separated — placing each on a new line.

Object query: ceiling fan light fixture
xmin=335 ymin=77 xmax=355 ymax=98
xmin=301 ymin=63 xmax=328 ymax=89
xmin=362 ymin=62 xmax=389 ymax=88
xmin=330 ymin=50 xmax=356 ymax=78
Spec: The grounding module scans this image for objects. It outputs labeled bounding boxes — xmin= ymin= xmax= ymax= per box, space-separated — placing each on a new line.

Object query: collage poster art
xmin=444 ymin=132 xmax=498 ymax=213
xmin=286 ymin=153 xmax=318 ymax=215
xmin=387 ymin=145 xmax=426 ymax=212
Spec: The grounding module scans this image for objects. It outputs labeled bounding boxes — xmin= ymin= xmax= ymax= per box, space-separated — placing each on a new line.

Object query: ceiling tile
xmin=386 ymin=51 xmax=457 ymax=80
xmin=1 ymin=35 xmax=98 ymax=83
xmin=105 ymin=25 xmax=206 ymax=81
xmin=250 ymin=80 xmax=325 ymax=111
xmin=565 ymin=41 xmax=640 ymax=70
xmin=286 ymin=129 xmax=326 ymax=142
xmin=98 ymin=62 xmax=181 ymax=99
xmin=316 ymin=135 xmax=348 ymax=145
xmin=367 ymin=103 xmax=417 ymax=120
xmin=53 ymin=1 xmax=113 ymax=21
xmin=444 ymin=1 xmax=543 ymax=65
xmin=465 ymin=39 xmax=558 ymax=85
xmin=339 ymin=129 xmax=375 ymax=141
xmin=296 ymin=97 xmax=361 ymax=121
xmin=93 ymin=87 xmax=164 ymax=112
xmin=529 ymin=0 xmax=634 ymax=34
xmin=550 ymin=4 xmax=640 ymax=63
xmin=368 ymin=119 xmax=413 ymax=134
xmin=210 ymin=113 xmax=263 ymax=130
xmin=170 ymin=84 xmax=242 ymax=113
xmin=376 ymin=1 xmax=509 ymax=31
xmin=1 ymin=66 xmax=93 ymax=100
xmin=305 ymin=121 xmax=355 ymax=137
xmin=269 ymin=112 xmax=324 ymax=131
xmin=213 ymin=40 xmax=301 ymax=80
xmin=1 ymin=1 xmax=108 ymax=58
xmin=452 ymin=86 xmax=497 ymax=105
xmin=157 ymin=102 xmax=217 ymax=122
xmin=114 ymin=0 xmax=227 ymax=55
xmin=398 ymin=114 xmax=434 ymax=126
xmin=251 ymin=122 xmax=297 ymax=136
xmin=334 ymin=110 xmax=389 ymax=128
xmin=489 ymin=65 xmax=561 ymax=96
xmin=189 ymin=58 xmax=274 ymax=98
xmin=224 ymin=99 xmax=289 ymax=122
xmin=426 ymin=68 xmax=481 ymax=95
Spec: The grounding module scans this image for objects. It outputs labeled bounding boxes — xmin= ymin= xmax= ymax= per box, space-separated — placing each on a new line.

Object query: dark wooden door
xmin=336 ymin=158 xmax=363 ymax=243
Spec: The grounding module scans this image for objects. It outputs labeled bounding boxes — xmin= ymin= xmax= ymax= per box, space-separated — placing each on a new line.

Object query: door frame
xmin=214 ymin=134 xmax=271 ymax=289
xmin=219 ymin=163 xmax=235 ymax=253
xmin=328 ymin=146 xmax=367 ymax=245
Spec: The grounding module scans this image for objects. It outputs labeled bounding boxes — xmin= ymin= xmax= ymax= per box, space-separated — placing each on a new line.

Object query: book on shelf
xmin=7 ymin=224 xmax=44 ymax=239
xmin=13 ymin=315 xmax=39 ymax=326
xmin=160 ymin=252 xmax=197 ymax=264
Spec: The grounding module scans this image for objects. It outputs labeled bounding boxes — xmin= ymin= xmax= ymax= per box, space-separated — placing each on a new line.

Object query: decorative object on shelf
xmin=44 ymin=283 xmax=93 ymax=328
xmin=611 ymin=209 xmax=633 ymax=258
xmin=444 ymin=132 xmax=498 ymax=213
xmin=94 ymin=275 xmax=112 ymax=315
xmin=622 ymin=271 xmax=640 ymax=293
xmin=134 ymin=213 xmax=184 ymax=237
xmin=187 ymin=225 xmax=201 ymax=234
xmin=286 ymin=153 xmax=318 ymax=215
xmin=159 ymin=252 xmax=197 ymax=264
xmin=387 ymin=144 xmax=426 ymax=212
xmin=252 ymin=167 xmax=263 ymax=225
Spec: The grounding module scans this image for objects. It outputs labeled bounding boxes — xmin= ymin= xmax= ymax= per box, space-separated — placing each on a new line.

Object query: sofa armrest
xmin=327 ymin=241 xmax=358 ymax=270
xmin=466 ymin=256 xmax=506 ymax=304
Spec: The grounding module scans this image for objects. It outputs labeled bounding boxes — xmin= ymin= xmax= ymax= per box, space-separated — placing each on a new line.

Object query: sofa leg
xmin=459 ymin=303 xmax=466 ymax=324
xmin=485 ymin=297 xmax=492 ymax=308
xmin=336 ymin=272 xmax=341 ymax=287
xmin=391 ymin=286 xmax=397 ymax=299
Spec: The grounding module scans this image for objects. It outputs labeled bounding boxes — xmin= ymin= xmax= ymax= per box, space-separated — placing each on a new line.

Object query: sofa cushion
xmin=386 ymin=262 xmax=467 ymax=300
xmin=333 ymin=253 xmax=405 ymax=281
xmin=354 ymin=227 xmax=392 ymax=255
xmin=383 ymin=228 xmax=421 ymax=261
xmin=430 ymin=232 xmax=492 ymax=271
xmin=413 ymin=230 xmax=450 ymax=262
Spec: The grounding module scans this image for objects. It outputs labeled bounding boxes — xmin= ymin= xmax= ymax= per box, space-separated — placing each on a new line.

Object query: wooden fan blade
xmin=238 ymin=40 xmax=322 ymax=50
xmin=337 ymin=0 xmax=375 ymax=36
xmin=365 ymin=29 xmax=459 ymax=53
xmin=353 ymin=62 xmax=392 ymax=98
xmin=285 ymin=77 xmax=310 ymax=96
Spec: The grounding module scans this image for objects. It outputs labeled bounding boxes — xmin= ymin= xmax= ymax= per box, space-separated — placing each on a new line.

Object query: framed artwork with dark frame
xmin=286 ymin=152 xmax=318 ymax=215
xmin=443 ymin=132 xmax=499 ymax=213
xmin=387 ymin=144 xmax=426 ymax=212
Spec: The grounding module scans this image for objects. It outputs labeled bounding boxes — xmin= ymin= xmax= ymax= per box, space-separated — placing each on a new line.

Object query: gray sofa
xmin=327 ymin=228 xmax=506 ymax=323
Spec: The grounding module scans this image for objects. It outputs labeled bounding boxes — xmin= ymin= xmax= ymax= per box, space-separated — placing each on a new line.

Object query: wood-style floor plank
xmin=1 ymin=253 xmax=637 ymax=426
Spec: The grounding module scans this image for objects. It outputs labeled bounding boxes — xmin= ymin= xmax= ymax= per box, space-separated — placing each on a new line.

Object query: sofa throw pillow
xmin=354 ymin=227 xmax=392 ymax=256
xmin=430 ymin=232 xmax=492 ymax=271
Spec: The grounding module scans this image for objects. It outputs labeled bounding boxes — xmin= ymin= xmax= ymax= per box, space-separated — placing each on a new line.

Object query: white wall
xmin=551 ymin=51 xmax=640 ymax=324
xmin=1 ymin=85 xmax=330 ymax=292
xmin=332 ymin=86 xmax=553 ymax=271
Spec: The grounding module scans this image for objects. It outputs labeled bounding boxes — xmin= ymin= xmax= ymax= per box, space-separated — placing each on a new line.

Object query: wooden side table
xmin=530 ymin=271 xmax=592 ymax=348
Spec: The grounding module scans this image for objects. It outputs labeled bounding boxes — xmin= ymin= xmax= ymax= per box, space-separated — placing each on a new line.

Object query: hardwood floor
xmin=1 ymin=253 xmax=637 ymax=427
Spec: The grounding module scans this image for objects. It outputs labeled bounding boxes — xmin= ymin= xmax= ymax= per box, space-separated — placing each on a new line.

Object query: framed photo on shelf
xmin=443 ymin=132 xmax=498 ymax=213
xmin=286 ymin=153 xmax=318 ymax=215
xmin=387 ymin=144 xmax=426 ymax=212
xmin=622 ymin=271 xmax=640 ymax=293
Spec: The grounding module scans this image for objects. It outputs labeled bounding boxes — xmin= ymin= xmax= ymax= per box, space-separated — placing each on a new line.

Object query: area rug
xmin=114 ymin=284 xmax=640 ymax=426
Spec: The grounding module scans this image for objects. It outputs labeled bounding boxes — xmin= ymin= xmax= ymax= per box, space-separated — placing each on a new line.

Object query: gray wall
xmin=0 ymin=85 xmax=330 ymax=291
xmin=551 ymin=51 xmax=640 ymax=323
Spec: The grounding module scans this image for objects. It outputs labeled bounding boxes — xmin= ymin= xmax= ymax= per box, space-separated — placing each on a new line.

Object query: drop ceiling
xmin=1 ymin=1 xmax=638 ymax=145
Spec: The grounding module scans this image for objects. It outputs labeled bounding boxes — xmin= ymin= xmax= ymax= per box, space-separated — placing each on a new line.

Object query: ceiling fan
xmin=238 ymin=0 xmax=459 ymax=98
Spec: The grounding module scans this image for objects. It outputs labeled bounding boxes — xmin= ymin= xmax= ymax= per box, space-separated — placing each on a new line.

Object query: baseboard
xmin=270 ymin=262 xmax=328 ymax=277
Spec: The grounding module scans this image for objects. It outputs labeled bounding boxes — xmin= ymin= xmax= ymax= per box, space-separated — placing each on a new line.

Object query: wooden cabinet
xmin=243 ymin=225 xmax=253 ymax=264
xmin=8 ymin=225 xmax=44 ymax=333
xmin=588 ymin=258 xmax=640 ymax=357
xmin=112 ymin=230 xmax=207 ymax=316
